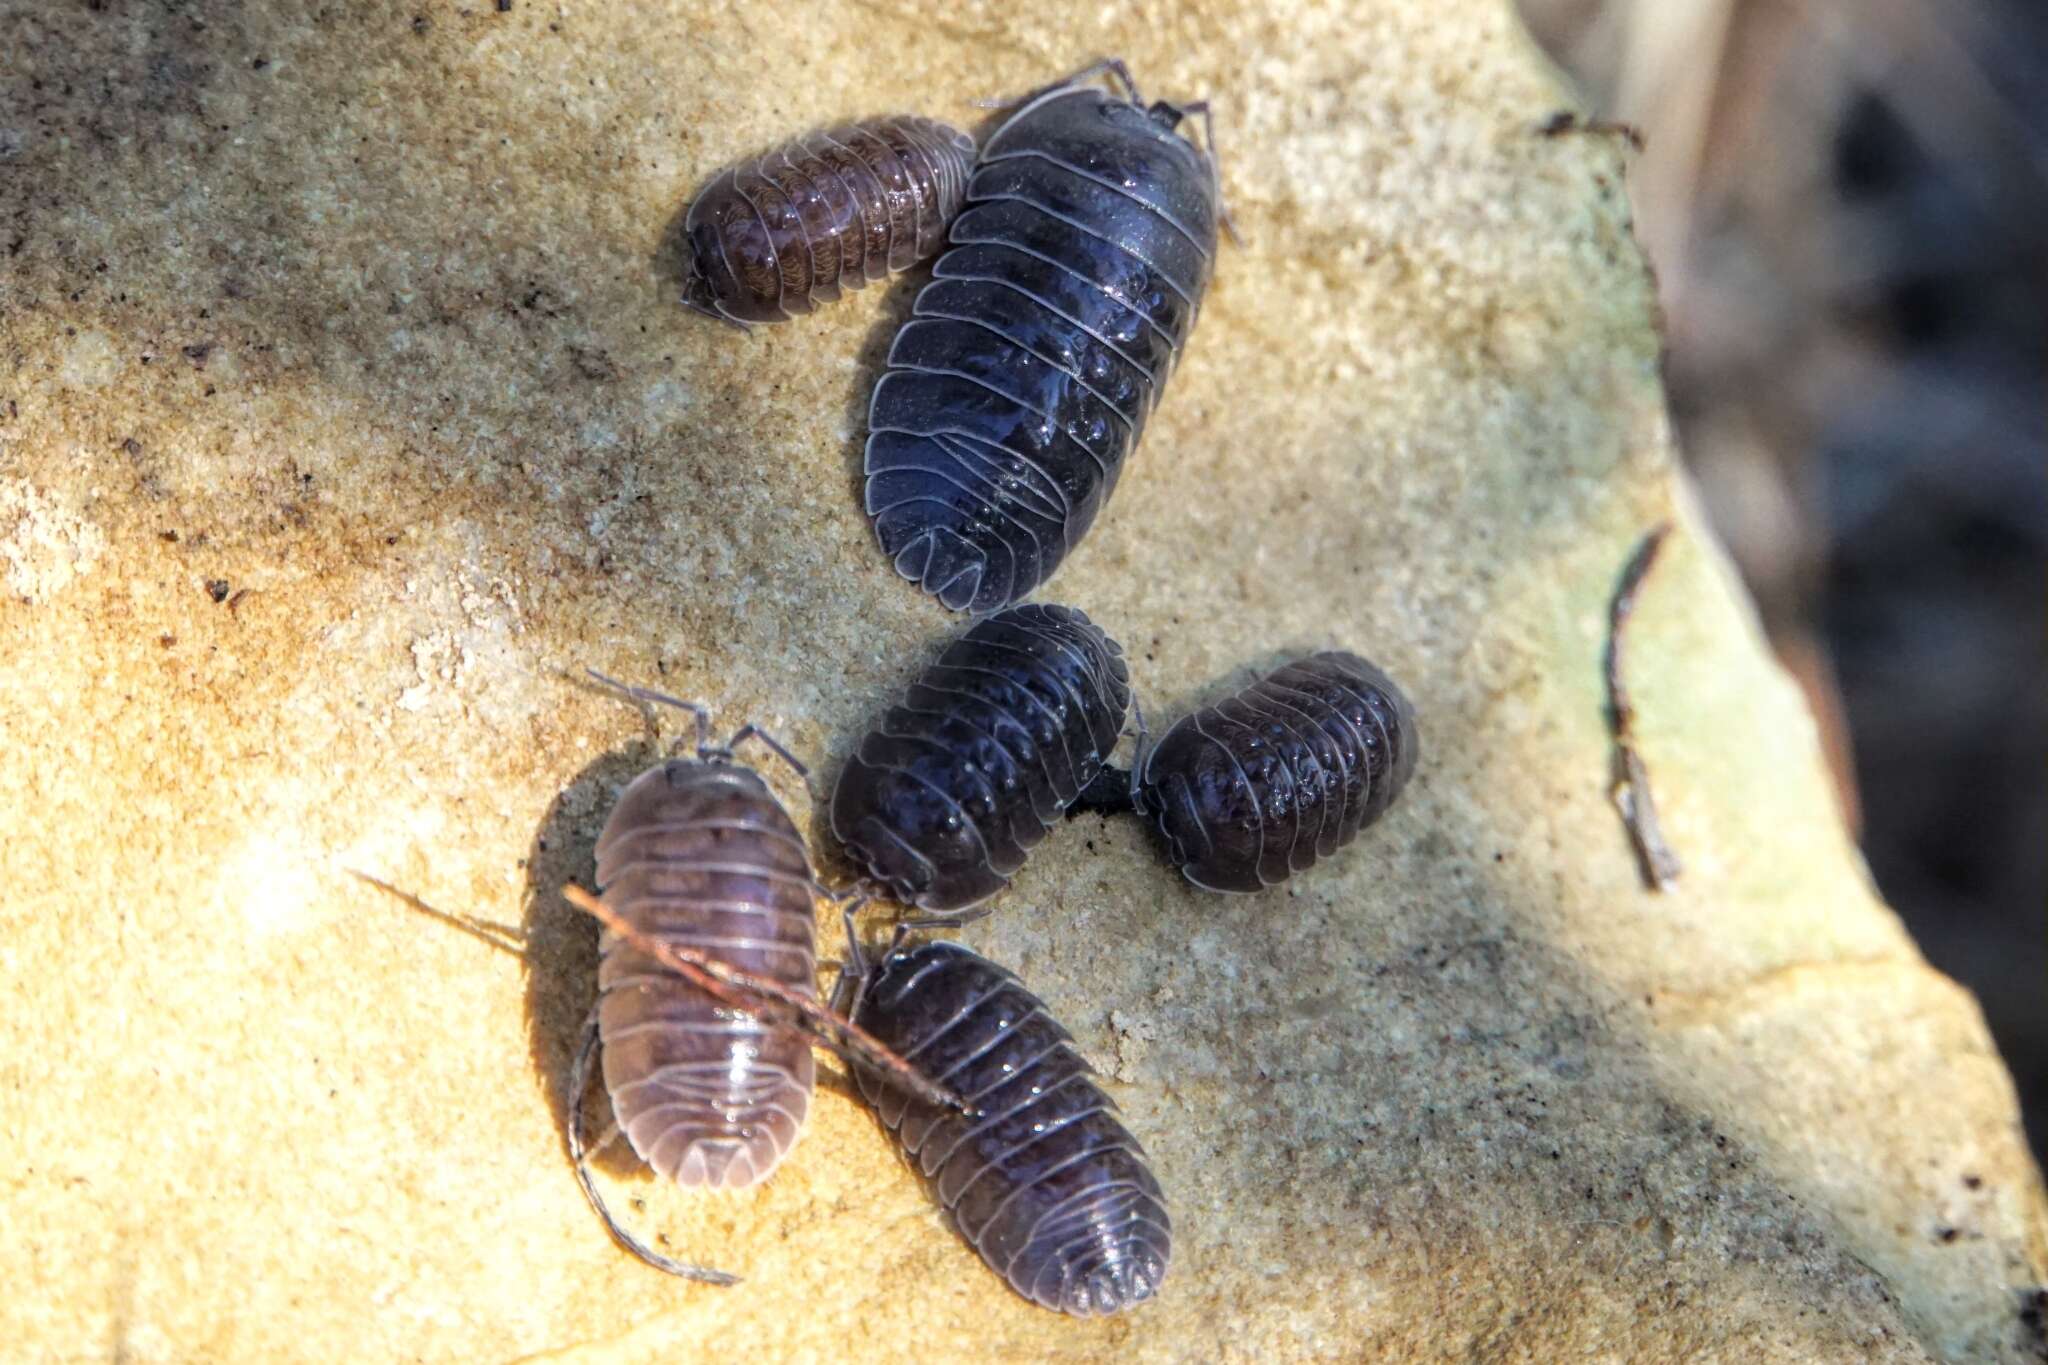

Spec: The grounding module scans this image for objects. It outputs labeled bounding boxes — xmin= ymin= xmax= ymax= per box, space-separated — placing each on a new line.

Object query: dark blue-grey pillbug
xmin=838 ymin=935 xmax=1171 ymax=1316
xmin=830 ymin=604 xmax=1130 ymax=915
xmin=1134 ymin=651 xmax=1419 ymax=892
xmin=863 ymin=59 xmax=1223 ymax=612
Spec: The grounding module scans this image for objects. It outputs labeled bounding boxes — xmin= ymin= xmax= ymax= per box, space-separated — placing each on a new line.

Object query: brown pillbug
xmin=836 ymin=929 xmax=1171 ymax=1316
xmin=1133 ymin=651 xmax=1418 ymax=892
xmin=681 ymin=116 xmax=976 ymax=326
xmin=830 ymin=604 xmax=1131 ymax=917
xmin=565 ymin=674 xmax=965 ymax=1285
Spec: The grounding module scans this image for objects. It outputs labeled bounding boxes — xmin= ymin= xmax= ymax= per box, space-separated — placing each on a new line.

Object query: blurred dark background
xmin=1519 ymin=0 xmax=2047 ymax=1161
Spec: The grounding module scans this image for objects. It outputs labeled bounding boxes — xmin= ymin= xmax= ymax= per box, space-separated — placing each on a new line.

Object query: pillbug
xmin=837 ymin=930 xmax=1171 ymax=1316
xmin=1134 ymin=651 xmax=1418 ymax=892
xmin=863 ymin=59 xmax=1225 ymax=611
xmin=831 ymin=603 xmax=1131 ymax=916
xmin=681 ymin=116 xmax=976 ymax=325
xmin=565 ymin=676 xmax=963 ymax=1284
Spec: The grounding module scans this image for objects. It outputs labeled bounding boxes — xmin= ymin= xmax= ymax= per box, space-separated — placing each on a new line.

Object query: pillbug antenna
xmin=582 ymin=667 xmax=716 ymax=756
xmin=1176 ymin=100 xmax=1242 ymax=247
xmin=976 ymin=56 xmax=1142 ymax=111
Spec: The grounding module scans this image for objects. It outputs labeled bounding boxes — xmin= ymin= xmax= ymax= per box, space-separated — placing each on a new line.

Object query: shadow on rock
xmin=521 ymin=740 xmax=661 ymax=1181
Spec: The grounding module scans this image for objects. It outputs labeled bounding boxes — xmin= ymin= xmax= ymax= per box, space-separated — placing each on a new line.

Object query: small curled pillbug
xmin=1134 ymin=651 xmax=1419 ymax=892
xmin=681 ymin=116 xmax=976 ymax=325
xmin=831 ymin=603 xmax=1130 ymax=916
xmin=563 ymin=676 xmax=967 ymax=1283
xmin=864 ymin=58 xmax=1227 ymax=611
xmin=836 ymin=929 xmax=1172 ymax=1316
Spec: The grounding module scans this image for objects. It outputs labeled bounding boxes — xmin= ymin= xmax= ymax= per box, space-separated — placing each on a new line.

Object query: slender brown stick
xmin=350 ymin=868 xmax=526 ymax=957
xmin=1536 ymin=110 xmax=1647 ymax=152
xmin=1606 ymin=522 xmax=1683 ymax=892
xmin=561 ymin=884 xmax=970 ymax=1115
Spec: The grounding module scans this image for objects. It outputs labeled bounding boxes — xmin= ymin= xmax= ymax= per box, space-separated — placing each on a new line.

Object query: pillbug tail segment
xmin=680 ymin=268 xmax=715 ymax=314
xmin=568 ymin=1013 xmax=743 ymax=1285
xmin=934 ymin=557 xmax=988 ymax=613
xmin=843 ymin=814 xmax=940 ymax=904
xmin=680 ymin=266 xmax=746 ymax=331
xmin=1155 ymin=771 xmax=1214 ymax=867
xmin=874 ymin=516 xmax=992 ymax=614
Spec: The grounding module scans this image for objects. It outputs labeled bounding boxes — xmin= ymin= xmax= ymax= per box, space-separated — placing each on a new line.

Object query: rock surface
xmin=3 ymin=2 xmax=2044 ymax=1361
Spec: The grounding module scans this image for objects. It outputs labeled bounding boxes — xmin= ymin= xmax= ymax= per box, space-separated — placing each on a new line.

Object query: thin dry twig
xmin=1606 ymin=522 xmax=1683 ymax=892
xmin=560 ymin=883 xmax=971 ymax=1115
xmin=350 ymin=868 xmax=526 ymax=957
xmin=1537 ymin=109 xmax=1647 ymax=151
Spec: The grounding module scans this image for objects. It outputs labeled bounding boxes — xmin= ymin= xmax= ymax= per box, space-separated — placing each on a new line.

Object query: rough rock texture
xmin=2 ymin=2 xmax=2043 ymax=1361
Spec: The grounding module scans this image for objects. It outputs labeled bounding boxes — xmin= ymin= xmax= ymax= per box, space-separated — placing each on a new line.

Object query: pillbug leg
xmin=820 ymin=881 xmax=869 ymax=914
xmin=681 ymin=277 xmax=749 ymax=332
xmin=569 ymin=1008 xmax=742 ymax=1285
xmin=1075 ymin=693 xmax=1152 ymax=814
xmin=1079 ymin=56 xmax=1143 ymax=104
xmin=825 ymin=886 xmax=876 ymax=1012
xmin=1128 ymin=699 xmax=1154 ymax=810
xmin=901 ymin=902 xmax=996 ymax=932
xmin=1178 ymin=100 xmax=1243 ymax=247
xmin=832 ymin=900 xmax=874 ymax=1017
xmin=718 ymin=722 xmax=810 ymax=781
xmin=975 ymin=56 xmax=1142 ymax=111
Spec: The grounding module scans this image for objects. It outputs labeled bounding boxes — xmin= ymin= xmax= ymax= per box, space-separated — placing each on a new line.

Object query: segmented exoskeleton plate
xmin=843 ymin=938 xmax=1171 ymax=1316
xmin=1135 ymin=651 xmax=1419 ymax=892
xmin=831 ymin=603 xmax=1131 ymax=914
xmin=864 ymin=63 xmax=1222 ymax=610
xmin=594 ymin=760 xmax=820 ymax=1189
xmin=683 ymin=116 xmax=975 ymax=325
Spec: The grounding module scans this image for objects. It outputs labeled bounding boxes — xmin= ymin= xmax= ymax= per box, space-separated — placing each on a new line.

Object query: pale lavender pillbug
xmin=681 ymin=115 xmax=976 ymax=325
xmin=1133 ymin=651 xmax=1419 ymax=893
xmin=829 ymin=603 xmax=1131 ymax=917
xmin=567 ymin=679 xmax=820 ymax=1285
xmin=835 ymin=931 xmax=1172 ymax=1316
xmin=863 ymin=59 xmax=1225 ymax=611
